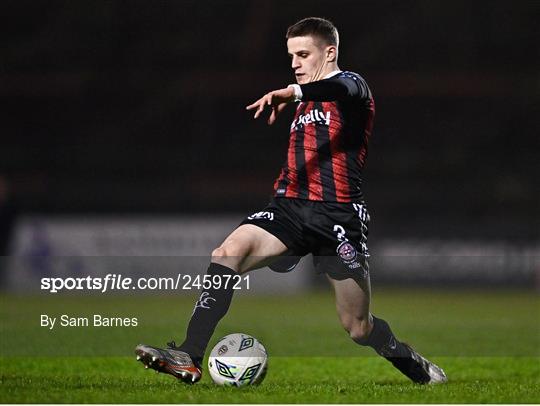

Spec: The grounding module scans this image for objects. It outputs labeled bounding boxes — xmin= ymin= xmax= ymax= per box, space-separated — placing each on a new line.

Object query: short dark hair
xmin=286 ymin=17 xmax=339 ymax=47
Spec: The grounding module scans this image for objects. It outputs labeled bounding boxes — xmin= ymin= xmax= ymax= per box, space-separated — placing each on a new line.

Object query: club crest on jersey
xmin=336 ymin=241 xmax=357 ymax=263
xmin=291 ymin=108 xmax=331 ymax=130
xmin=247 ymin=211 xmax=274 ymax=221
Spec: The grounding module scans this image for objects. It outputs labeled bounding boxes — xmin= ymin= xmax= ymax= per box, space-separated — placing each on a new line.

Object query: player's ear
xmin=326 ymin=46 xmax=337 ymax=62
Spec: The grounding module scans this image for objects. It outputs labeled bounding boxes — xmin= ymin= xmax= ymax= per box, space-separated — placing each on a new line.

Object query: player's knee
xmin=211 ymin=246 xmax=227 ymax=259
xmin=211 ymin=242 xmax=250 ymax=271
xmin=211 ymin=243 xmax=246 ymax=259
xmin=347 ymin=316 xmax=373 ymax=344
xmin=211 ymin=246 xmax=241 ymax=272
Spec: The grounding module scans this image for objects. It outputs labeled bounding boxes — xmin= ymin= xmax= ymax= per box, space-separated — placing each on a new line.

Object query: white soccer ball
xmin=208 ymin=333 xmax=268 ymax=386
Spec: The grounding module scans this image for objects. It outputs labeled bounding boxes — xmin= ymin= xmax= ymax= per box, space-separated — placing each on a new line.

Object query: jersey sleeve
xmin=299 ymin=72 xmax=370 ymax=102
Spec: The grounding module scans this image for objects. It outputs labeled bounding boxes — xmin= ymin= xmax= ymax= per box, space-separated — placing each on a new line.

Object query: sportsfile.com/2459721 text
xmin=40 ymin=273 xmax=250 ymax=293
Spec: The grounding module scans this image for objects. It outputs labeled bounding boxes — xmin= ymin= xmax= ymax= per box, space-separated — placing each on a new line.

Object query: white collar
xmin=323 ymin=70 xmax=342 ymax=79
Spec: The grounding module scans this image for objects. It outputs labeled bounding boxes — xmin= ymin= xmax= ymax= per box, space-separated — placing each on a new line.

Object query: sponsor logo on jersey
xmin=247 ymin=211 xmax=274 ymax=221
xmin=291 ymin=108 xmax=331 ymax=130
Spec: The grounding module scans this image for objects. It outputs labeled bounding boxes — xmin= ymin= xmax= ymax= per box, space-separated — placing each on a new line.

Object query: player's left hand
xmin=246 ymin=87 xmax=295 ymax=125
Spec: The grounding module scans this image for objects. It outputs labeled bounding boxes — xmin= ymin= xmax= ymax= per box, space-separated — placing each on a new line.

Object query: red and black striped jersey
xmin=274 ymin=71 xmax=375 ymax=202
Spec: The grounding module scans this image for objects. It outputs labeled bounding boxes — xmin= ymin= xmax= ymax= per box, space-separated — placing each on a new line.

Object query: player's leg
xmin=136 ymin=224 xmax=288 ymax=383
xmin=327 ymin=274 xmax=373 ymax=344
xmin=211 ymin=224 xmax=289 ymax=273
xmin=179 ymin=224 xmax=287 ymax=356
xmin=316 ymin=202 xmax=446 ymax=384
xmin=328 ymin=275 xmax=447 ymax=384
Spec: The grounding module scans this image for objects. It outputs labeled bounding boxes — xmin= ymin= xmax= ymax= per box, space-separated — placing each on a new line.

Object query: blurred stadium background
xmin=0 ymin=0 xmax=538 ymax=290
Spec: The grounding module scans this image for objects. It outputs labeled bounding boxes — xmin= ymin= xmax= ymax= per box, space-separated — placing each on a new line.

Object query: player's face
xmin=287 ymin=36 xmax=334 ymax=84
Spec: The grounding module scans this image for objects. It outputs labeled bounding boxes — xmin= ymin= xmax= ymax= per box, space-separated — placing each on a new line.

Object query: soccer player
xmin=136 ymin=17 xmax=447 ymax=385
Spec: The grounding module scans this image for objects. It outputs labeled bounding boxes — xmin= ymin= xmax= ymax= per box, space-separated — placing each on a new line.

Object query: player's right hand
xmin=246 ymin=87 xmax=295 ymax=125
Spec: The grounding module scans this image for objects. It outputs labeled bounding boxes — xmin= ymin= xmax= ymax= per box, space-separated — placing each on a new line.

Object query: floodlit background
xmin=1 ymin=0 xmax=538 ymax=288
xmin=0 ymin=4 xmax=539 ymax=403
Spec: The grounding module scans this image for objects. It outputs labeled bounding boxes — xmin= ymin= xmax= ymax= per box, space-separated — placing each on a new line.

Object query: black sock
xmin=359 ymin=316 xmax=430 ymax=382
xmin=361 ymin=316 xmax=411 ymax=358
xmin=178 ymin=263 xmax=236 ymax=365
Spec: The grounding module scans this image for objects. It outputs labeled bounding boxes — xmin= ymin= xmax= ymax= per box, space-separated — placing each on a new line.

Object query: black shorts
xmin=239 ymin=197 xmax=370 ymax=281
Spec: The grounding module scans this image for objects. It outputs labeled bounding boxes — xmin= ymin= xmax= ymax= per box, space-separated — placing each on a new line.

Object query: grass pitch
xmin=1 ymin=288 xmax=539 ymax=403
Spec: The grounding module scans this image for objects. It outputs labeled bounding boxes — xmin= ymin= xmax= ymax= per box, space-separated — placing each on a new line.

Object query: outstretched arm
xmin=245 ymin=86 xmax=296 ymax=125
xmin=298 ymin=74 xmax=369 ymax=102
xmin=246 ymin=74 xmax=369 ymax=125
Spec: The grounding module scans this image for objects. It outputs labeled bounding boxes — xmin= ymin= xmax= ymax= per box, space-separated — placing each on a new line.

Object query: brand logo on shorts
xmin=336 ymin=241 xmax=357 ymax=263
xmin=247 ymin=211 xmax=274 ymax=221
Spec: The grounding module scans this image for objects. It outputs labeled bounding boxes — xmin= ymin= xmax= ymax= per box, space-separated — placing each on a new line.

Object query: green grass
xmin=1 ymin=289 xmax=539 ymax=403
xmin=1 ymin=356 xmax=539 ymax=403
